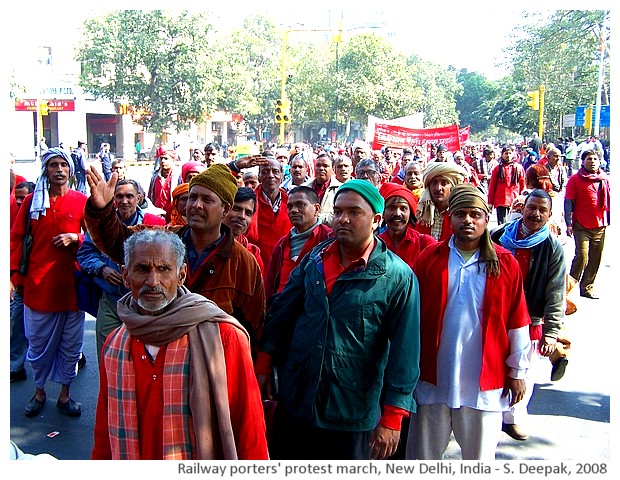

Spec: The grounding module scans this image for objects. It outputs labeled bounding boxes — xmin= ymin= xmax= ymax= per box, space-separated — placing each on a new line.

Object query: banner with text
xmin=372 ymin=123 xmax=463 ymax=152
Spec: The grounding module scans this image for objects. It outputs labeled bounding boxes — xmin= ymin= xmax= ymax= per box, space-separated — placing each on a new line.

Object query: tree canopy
xmin=73 ymin=9 xmax=610 ymax=143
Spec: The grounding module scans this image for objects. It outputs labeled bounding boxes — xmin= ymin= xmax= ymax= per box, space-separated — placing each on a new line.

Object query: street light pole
xmin=333 ymin=20 xmax=342 ymax=142
xmin=279 ymin=30 xmax=289 ymax=145
xmin=593 ymin=14 xmax=608 ymax=136
xmin=279 ymin=26 xmax=344 ymax=145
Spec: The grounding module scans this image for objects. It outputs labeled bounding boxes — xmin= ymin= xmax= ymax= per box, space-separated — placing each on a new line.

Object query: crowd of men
xmin=9 ymin=133 xmax=611 ymax=460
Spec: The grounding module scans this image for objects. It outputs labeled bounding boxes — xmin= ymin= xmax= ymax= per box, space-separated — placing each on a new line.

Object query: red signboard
xmin=14 ymin=99 xmax=76 ymax=112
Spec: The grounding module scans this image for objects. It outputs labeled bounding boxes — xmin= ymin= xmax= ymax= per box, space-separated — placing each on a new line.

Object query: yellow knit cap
xmin=188 ymin=164 xmax=238 ymax=206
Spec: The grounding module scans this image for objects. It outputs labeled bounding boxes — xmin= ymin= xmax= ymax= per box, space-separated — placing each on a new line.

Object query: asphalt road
xmin=8 ymin=161 xmax=613 ymax=464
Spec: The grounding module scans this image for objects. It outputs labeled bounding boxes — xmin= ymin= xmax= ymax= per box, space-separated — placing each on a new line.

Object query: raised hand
xmin=86 ymin=166 xmax=118 ymax=208
xmin=234 ymin=155 xmax=271 ymax=170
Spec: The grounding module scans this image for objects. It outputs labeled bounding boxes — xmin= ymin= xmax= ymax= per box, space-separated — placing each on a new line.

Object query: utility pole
xmin=593 ymin=14 xmax=608 ymax=136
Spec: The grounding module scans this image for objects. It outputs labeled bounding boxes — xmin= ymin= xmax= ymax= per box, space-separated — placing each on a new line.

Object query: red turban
xmin=379 ymin=182 xmax=418 ymax=215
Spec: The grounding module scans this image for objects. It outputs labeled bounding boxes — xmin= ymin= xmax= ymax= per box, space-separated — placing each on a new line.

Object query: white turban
xmin=416 ymin=162 xmax=467 ymax=226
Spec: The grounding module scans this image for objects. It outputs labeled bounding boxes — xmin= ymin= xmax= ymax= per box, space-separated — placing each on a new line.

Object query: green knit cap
xmin=189 ymin=163 xmax=238 ymax=206
xmin=335 ymin=179 xmax=384 ymax=214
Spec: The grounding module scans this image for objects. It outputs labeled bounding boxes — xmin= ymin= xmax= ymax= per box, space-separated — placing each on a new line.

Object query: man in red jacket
xmin=378 ymin=183 xmax=435 ymax=269
xmin=406 ymin=184 xmax=530 ymax=460
xmin=92 ymin=229 xmax=268 ymax=460
xmin=246 ymin=158 xmax=293 ymax=271
xmin=564 ymin=149 xmax=611 ymax=299
xmin=10 ymin=147 xmax=88 ymax=418
xmin=487 ymin=145 xmax=526 ymax=225
xmin=264 ymin=186 xmax=332 ymax=301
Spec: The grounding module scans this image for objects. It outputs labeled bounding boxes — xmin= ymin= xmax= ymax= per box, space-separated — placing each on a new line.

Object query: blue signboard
xmin=575 ymin=106 xmax=586 ymax=127
xmin=599 ymin=105 xmax=610 ymax=127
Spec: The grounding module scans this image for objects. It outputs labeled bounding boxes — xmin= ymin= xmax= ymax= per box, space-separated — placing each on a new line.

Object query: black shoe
xmin=551 ymin=357 xmax=569 ymax=381
xmin=24 ymin=394 xmax=46 ymax=417
xmin=78 ymin=353 xmax=86 ymax=370
xmin=502 ymin=422 xmax=529 ymax=441
xmin=580 ymin=291 xmax=599 ymax=299
xmin=56 ymin=397 xmax=82 ymax=417
xmin=10 ymin=368 xmax=27 ymax=383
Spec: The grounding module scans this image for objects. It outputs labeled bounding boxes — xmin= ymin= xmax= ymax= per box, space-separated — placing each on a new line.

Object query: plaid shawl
xmin=104 ymin=286 xmax=248 ymax=459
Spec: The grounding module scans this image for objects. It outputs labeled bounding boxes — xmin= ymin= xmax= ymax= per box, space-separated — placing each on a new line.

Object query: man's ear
xmin=372 ymin=213 xmax=383 ymax=230
xmin=121 ymin=265 xmax=131 ymax=288
xmin=178 ymin=263 xmax=188 ymax=287
xmin=222 ymin=201 xmax=231 ymax=218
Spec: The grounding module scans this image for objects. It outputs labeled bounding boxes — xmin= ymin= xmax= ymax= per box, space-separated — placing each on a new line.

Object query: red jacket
xmin=246 ymin=186 xmax=293 ymax=271
xmin=413 ymin=240 xmax=530 ymax=391
xmin=264 ymin=223 xmax=332 ymax=300
xmin=10 ymin=191 xmax=87 ymax=312
xmin=237 ymin=234 xmax=264 ymax=273
xmin=487 ymin=162 xmax=526 ymax=208
xmin=378 ymin=224 xmax=436 ymax=269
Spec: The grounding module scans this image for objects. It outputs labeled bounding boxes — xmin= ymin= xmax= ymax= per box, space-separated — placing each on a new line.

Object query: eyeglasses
xmin=357 ymin=170 xmax=379 ymax=178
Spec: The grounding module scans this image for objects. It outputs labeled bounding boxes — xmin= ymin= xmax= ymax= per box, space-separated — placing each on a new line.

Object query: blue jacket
xmin=77 ymin=208 xmax=150 ymax=301
xmin=261 ymin=237 xmax=420 ymax=431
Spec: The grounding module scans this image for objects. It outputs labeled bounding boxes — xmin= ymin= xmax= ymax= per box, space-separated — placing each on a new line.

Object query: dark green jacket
xmin=261 ymin=237 xmax=420 ymax=431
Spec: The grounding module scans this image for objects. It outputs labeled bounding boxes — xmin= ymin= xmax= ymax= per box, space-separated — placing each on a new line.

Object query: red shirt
xmin=10 ymin=191 xmax=87 ymax=312
xmin=487 ymin=162 xmax=526 ymax=208
xmin=378 ymin=225 xmax=437 ymax=269
xmin=565 ymin=173 xmax=608 ymax=229
xmin=311 ymin=179 xmax=329 ymax=203
xmin=92 ymin=324 xmax=269 ymax=460
xmin=322 ymin=238 xmax=374 ymax=296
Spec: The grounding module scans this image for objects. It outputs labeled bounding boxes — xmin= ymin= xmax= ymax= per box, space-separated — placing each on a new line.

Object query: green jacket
xmin=261 ymin=237 xmax=420 ymax=431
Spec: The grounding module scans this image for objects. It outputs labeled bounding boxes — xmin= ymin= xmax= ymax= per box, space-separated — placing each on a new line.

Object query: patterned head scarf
xmin=30 ymin=147 xmax=74 ymax=220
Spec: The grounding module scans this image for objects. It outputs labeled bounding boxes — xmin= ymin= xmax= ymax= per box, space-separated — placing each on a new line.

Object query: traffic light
xmin=39 ymin=100 xmax=49 ymax=116
xmin=275 ymin=98 xmax=291 ymax=123
xmin=527 ymin=90 xmax=539 ymax=110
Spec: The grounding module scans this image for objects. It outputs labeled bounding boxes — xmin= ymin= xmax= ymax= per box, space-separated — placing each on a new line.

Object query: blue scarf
xmin=499 ymin=218 xmax=550 ymax=254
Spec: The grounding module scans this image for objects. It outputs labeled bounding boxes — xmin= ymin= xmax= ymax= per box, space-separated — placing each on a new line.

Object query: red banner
xmin=372 ymin=123 xmax=462 ymax=152
xmin=459 ymin=125 xmax=470 ymax=146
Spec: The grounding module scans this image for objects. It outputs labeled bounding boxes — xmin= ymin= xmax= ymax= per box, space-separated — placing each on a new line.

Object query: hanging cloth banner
xmin=371 ymin=123 xmax=462 ymax=152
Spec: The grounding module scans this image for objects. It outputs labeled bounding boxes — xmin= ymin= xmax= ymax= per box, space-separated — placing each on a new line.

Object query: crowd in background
xmin=9 ymin=131 xmax=611 ymax=461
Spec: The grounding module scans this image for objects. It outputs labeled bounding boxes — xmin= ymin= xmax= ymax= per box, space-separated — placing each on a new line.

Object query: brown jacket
xmin=84 ymin=199 xmax=265 ymax=345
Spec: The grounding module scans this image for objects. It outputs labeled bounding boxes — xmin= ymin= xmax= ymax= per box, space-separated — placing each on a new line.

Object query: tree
xmin=500 ymin=10 xmax=609 ymax=140
xmin=334 ymin=34 xmax=425 ymax=139
xmin=405 ymin=55 xmax=461 ymax=128
xmin=455 ymin=68 xmax=497 ymax=135
xmin=75 ymin=10 xmax=218 ymax=134
xmin=212 ymin=15 xmax=282 ymax=142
